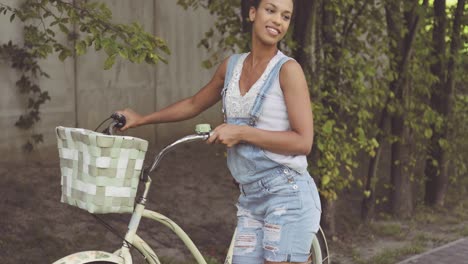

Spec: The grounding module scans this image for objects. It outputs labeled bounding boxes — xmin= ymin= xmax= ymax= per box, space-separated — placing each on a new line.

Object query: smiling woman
xmin=117 ymin=0 xmax=321 ymax=263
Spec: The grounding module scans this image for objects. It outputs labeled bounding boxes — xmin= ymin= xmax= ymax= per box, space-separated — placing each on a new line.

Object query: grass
xmin=412 ymin=207 xmax=442 ymax=224
xmin=348 ymin=240 xmax=425 ymax=264
xmin=412 ymin=232 xmax=453 ymax=249
xmin=330 ymin=198 xmax=468 ymax=264
xmin=369 ymin=222 xmax=405 ymax=239
xmin=453 ymin=202 xmax=468 ymax=220
xmin=460 ymin=226 xmax=468 ymax=237
xmin=365 ymin=242 xmax=425 ymax=264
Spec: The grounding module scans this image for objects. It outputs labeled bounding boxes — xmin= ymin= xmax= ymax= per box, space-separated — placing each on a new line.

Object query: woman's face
xmin=249 ymin=0 xmax=293 ymax=46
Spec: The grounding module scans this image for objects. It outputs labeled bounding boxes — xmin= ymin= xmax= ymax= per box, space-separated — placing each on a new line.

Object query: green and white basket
xmin=56 ymin=126 xmax=148 ymax=214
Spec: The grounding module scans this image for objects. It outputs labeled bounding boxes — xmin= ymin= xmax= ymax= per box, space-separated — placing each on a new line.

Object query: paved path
xmin=398 ymin=238 xmax=468 ymax=264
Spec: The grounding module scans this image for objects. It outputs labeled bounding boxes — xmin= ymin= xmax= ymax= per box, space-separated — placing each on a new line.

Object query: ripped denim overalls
xmin=222 ymin=53 xmax=322 ymax=264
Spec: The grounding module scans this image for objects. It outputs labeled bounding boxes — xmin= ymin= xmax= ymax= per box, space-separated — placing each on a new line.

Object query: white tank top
xmin=225 ymin=51 xmax=308 ymax=173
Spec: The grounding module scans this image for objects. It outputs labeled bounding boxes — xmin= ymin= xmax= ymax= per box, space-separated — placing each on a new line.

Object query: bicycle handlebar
xmin=147 ymin=133 xmax=210 ymax=173
xmin=105 ymin=113 xmax=212 ymax=180
xmin=105 ymin=113 xmax=126 ymax=135
xmin=111 ymin=113 xmax=127 ymax=128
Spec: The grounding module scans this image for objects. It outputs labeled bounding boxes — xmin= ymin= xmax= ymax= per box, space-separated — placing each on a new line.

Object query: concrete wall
xmin=154 ymin=1 xmax=223 ymax=142
xmin=0 ymin=0 xmax=222 ymax=162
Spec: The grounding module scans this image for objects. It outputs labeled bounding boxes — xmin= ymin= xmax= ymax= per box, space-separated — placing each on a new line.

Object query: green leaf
xmin=58 ymin=49 xmax=69 ymax=61
xmin=158 ymin=56 xmax=168 ymax=64
xmin=364 ymin=190 xmax=371 ymax=198
xmin=202 ymin=60 xmax=213 ymax=69
xmin=118 ymin=48 xmax=128 ymax=59
xmin=43 ymin=10 xmax=52 ymax=18
xmin=321 ymin=175 xmax=331 ymax=186
xmin=58 ymin=23 xmax=69 ymax=34
xmin=75 ymin=41 xmax=87 ymax=55
xmin=104 ymin=54 xmax=117 ymax=70
xmin=46 ymin=29 xmax=55 ymax=37
xmin=438 ymin=138 xmax=449 ymax=149
xmin=94 ymin=38 xmax=102 ymax=50
xmin=9 ymin=13 xmax=15 ymax=22
xmin=317 ymin=142 xmax=324 ymax=151
xmin=322 ymin=120 xmax=335 ymax=135
xmin=424 ymin=128 xmax=433 ymax=139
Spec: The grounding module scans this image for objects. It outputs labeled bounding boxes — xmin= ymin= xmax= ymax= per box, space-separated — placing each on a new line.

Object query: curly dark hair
xmin=249 ymin=0 xmax=295 ymax=9
xmin=250 ymin=0 xmax=262 ymax=8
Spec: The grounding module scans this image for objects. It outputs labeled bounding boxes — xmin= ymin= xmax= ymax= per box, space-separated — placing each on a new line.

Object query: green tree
xmin=176 ymin=0 xmax=467 ymax=232
xmin=310 ymin=0 xmax=386 ymax=232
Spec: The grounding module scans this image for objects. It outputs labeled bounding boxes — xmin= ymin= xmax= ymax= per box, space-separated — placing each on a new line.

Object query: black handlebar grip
xmin=111 ymin=113 xmax=126 ymax=128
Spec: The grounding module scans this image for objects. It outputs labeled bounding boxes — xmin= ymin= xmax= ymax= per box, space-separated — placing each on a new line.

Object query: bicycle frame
xmin=114 ymin=132 xmax=236 ymax=264
xmin=54 ymin=126 xmax=329 ymax=264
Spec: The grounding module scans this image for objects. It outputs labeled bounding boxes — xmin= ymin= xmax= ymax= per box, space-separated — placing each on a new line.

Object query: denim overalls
xmin=222 ymin=53 xmax=322 ymax=263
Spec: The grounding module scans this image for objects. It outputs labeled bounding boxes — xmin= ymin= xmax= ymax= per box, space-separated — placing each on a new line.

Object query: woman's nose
xmin=272 ymin=14 xmax=282 ymax=25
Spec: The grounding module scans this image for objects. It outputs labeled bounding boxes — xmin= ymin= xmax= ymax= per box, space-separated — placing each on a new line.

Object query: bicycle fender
xmin=52 ymin=250 xmax=124 ymax=264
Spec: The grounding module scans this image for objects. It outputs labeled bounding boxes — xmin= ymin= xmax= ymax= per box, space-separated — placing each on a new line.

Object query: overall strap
xmin=248 ymin=56 xmax=293 ymax=126
xmin=222 ymin=54 xmax=242 ymax=122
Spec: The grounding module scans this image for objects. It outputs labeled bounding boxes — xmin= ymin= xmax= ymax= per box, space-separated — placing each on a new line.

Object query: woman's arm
xmin=208 ymin=60 xmax=314 ymax=155
xmin=118 ymin=58 xmax=228 ymax=131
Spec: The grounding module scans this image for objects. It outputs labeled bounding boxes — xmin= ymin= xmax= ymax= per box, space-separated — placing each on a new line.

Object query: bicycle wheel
xmin=53 ymin=251 xmax=124 ymax=264
xmin=309 ymin=227 xmax=330 ymax=264
xmin=82 ymin=262 xmax=116 ymax=264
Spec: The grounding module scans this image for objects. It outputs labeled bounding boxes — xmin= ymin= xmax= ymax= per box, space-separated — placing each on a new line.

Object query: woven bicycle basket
xmin=55 ymin=126 xmax=148 ymax=214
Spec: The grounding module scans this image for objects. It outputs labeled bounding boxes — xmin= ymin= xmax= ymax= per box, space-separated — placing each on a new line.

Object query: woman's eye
xmin=283 ymin=15 xmax=291 ymax=21
xmin=266 ymin=8 xmax=274 ymax=13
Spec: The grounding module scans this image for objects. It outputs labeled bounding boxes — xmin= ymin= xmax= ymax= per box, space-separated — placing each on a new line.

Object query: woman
xmin=118 ymin=0 xmax=321 ymax=263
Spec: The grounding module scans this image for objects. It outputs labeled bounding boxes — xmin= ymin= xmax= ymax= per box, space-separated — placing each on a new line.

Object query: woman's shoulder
xmin=280 ymin=57 xmax=302 ymax=75
xmin=275 ymin=52 xmax=299 ymax=72
xmin=278 ymin=56 xmax=305 ymax=89
xmin=277 ymin=50 xmax=296 ymax=60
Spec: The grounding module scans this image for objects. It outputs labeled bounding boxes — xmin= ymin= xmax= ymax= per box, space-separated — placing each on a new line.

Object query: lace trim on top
xmin=225 ymin=51 xmax=283 ymax=118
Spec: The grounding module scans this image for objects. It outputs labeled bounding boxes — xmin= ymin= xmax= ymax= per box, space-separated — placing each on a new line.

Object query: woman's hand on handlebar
xmin=206 ymin=124 xmax=242 ymax=147
xmin=115 ymin=108 xmax=144 ymax=131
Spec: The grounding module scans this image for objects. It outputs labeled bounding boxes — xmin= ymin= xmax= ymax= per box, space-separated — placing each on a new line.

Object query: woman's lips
xmin=266 ymin=26 xmax=280 ymax=36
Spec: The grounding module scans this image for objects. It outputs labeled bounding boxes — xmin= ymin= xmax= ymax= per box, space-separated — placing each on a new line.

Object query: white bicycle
xmin=53 ymin=114 xmax=330 ymax=264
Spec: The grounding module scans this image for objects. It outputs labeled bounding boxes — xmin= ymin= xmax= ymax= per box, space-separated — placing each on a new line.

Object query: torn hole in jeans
xmin=233 ymin=232 xmax=257 ymax=255
xmin=264 ymin=223 xmax=282 ymax=242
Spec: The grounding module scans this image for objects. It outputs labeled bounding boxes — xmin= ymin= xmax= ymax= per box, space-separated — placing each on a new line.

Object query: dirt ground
xmin=0 ymin=143 xmax=239 ymax=264
xmin=1 ymin=142 xmax=467 ymax=264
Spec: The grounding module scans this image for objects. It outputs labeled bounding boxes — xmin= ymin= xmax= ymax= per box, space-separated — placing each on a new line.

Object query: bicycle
xmin=53 ymin=114 xmax=330 ymax=264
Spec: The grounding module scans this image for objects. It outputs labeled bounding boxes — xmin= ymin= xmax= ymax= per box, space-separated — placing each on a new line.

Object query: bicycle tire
xmin=82 ymin=262 xmax=116 ymax=264
xmin=310 ymin=227 xmax=330 ymax=264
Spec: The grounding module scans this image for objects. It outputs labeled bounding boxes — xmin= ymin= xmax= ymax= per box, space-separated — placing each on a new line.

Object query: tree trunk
xmin=321 ymin=198 xmax=336 ymax=236
xmin=390 ymin=103 xmax=413 ymax=217
xmin=313 ymin=0 xmax=341 ymax=235
xmin=361 ymin=109 xmax=387 ymax=221
xmin=384 ymin=0 xmax=427 ymax=217
xmin=425 ymin=0 xmax=465 ymax=206
xmin=292 ymin=0 xmax=316 ymax=70
xmin=425 ymin=0 xmax=447 ymax=206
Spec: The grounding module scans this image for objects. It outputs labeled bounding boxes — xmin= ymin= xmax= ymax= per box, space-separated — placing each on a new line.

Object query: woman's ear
xmin=249 ymin=6 xmax=256 ymax=22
